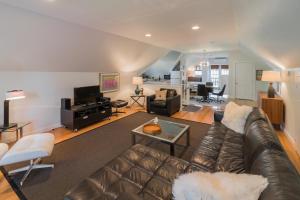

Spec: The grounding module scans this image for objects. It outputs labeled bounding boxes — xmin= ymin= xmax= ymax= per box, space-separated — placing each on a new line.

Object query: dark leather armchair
xmin=147 ymin=88 xmax=181 ymax=116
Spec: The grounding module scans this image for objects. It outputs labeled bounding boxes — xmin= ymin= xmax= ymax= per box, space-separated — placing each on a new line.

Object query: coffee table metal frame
xmin=131 ymin=118 xmax=190 ymax=156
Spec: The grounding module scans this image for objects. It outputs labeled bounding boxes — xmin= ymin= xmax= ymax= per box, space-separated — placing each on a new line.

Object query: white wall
xmin=228 ymin=50 xmax=270 ymax=100
xmin=0 ymin=71 xmax=136 ymax=142
xmin=281 ymin=71 xmax=300 ymax=153
xmin=0 ymin=4 xmax=169 ymax=142
xmin=182 ymin=50 xmax=270 ymax=99
xmin=233 ymin=0 xmax=300 ymax=69
xmin=0 ymin=3 xmax=168 ymax=72
xmin=182 ymin=52 xmax=229 ymax=88
xmin=141 ymin=51 xmax=181 ymax=78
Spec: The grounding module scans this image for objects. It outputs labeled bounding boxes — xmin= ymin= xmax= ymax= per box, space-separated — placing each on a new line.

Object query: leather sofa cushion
xmin=250 ymin=149 xmax=300 ymax=200
xmin=244 ymin=120 xmax=283 ymax=172
xmin=65 ymin=144 xmax=196 ymax=200
xmin=215 ymin=131 xmax=244 ymax=173
xmin=191 ymin=123 xmax=245 ymax=173
xmin=150 ymin=100 xmax=167 ymax=108
xmin=190 ymin=124 xmax=225 ymax=171
xmin=244 ymin=108 xmax=266 ymax=132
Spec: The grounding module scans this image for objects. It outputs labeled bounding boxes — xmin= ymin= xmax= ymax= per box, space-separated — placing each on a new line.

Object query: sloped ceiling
xmin=0 ymin=0 xmax=238 ymax=52
xmin=0 ymin=0 xmax=299 ymax=69
xmin=0 ymin=3 xmax=169 ymax=72
xmin=233 ymin=0 xmax=300 ymax=69
xmin=141 ymin=51 xmax=182 ymax=77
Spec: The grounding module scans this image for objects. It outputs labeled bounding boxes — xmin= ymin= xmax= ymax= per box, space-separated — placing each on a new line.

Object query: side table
xmin=130 ymin=95 xmax=146 ymax=108
xmin=0 ymin=122 xmax=32 ymax=141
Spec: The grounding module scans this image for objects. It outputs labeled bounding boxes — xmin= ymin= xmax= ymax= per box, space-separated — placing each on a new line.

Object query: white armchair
xmin=0 ymin=133 xmax=55 ymax=186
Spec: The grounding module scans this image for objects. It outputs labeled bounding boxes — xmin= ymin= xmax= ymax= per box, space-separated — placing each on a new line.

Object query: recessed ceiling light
xmin=46 ymin=0 xmax=56 ymax=2
xmin=192 ymin=25 xmax=200 ymax=30
xmin=145 ymin=33 xmax=152 ymax=37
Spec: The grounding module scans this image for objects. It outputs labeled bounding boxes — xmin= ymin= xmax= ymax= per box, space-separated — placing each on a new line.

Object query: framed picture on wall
xmin=256 ymin=70 xmax=263 ymax=81
xmin=99 ymin=73 xmax=120 ymax=93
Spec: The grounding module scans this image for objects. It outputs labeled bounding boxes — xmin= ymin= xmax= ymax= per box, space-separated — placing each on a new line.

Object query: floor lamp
xmin=0 ymin=90 xmax=26 ymax=129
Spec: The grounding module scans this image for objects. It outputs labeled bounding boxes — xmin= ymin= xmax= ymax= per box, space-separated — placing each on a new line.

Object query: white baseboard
xmin=284 ymin=128 xmax=300 ymax=155
xmin=1 ymin=123 xmax=62 ymax=143
xmin=26 ymin=123 xmax=62 ymax=135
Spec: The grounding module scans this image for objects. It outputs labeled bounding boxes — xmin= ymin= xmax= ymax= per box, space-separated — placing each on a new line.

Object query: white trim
xmin=284 ymin=128 xmax=300 ymax=155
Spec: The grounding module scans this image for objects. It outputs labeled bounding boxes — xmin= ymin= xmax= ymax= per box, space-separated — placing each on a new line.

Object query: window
xmin=210 ymin=65 xmax=220 ymax=87
xmin=195 ymin=70 xmax=202 ymax=76
xmin=221 ymin=65 xmax=229 ymax=75
xmin=210 ymin=65 xmax=229 ymax=88
xmin=194 ymin=65 xmax=203 ymax=76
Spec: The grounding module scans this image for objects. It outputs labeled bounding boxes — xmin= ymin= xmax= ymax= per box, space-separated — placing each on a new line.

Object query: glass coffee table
xmin=131 ymin=118 xmax=190 ymax=156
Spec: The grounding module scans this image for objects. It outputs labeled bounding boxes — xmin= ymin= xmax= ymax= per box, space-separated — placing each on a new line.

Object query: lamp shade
xmin=5 ymin=90 xmax=26 ymax=100
xmin=261 ymin=71 xmax=281 ymax=82
xmin=132 ymin=76 xmax=143 ymax=85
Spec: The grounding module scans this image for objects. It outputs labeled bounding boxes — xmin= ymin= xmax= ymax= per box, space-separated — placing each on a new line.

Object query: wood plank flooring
xmin=0 ymin=105 xmax=299 ymax=200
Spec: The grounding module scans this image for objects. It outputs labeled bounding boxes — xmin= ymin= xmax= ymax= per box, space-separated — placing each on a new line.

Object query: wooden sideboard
xmin=257 ymin=92 xmax=284 ymax=128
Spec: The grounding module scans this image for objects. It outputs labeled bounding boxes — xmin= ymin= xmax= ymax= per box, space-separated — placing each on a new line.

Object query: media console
xmin=60 ymin=97 xmax=112 ymax=131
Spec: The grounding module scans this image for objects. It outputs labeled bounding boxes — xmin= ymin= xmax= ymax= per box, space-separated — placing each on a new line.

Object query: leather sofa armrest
xmin=166 ymin=95 xmax=181 ymax=116
xmin=146 ymin=95 xmax=156 ymax=112
xmin=147 ymin=95 xmax=156 ymax=102
xmin=214 ymin=111 xmax=224 ymax=122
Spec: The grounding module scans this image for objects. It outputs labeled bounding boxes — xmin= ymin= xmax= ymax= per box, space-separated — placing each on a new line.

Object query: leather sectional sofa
xmin=64 ymin=108 xmax=300 ymax=200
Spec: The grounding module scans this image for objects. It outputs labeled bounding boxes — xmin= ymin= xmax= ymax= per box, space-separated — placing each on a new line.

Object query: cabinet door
xmin=262 ymin=99 xmax=283 ymax=125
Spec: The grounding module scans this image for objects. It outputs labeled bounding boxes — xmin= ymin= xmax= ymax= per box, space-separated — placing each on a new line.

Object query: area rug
xmin=182 ymin=105 xmax=202 ymax=112
xmin=1 ymin=112 xmax=210 ymax=200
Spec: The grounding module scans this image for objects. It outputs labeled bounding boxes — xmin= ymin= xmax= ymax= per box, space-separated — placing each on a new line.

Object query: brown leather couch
xmin=64 ymin=108 xmax=300 ymax=200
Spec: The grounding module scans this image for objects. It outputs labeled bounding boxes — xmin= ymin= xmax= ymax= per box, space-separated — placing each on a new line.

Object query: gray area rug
xmin=2 ymin=112 xmax=210 ymax=200
xmin=182 ymin=105 xmax=202 ymax=112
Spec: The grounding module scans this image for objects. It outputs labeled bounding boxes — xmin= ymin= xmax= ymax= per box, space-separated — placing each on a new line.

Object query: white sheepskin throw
xmin=221 ymin=101 xmax=253 ymax=134
xmin=173 ymin=172 xmax=268 ymax=200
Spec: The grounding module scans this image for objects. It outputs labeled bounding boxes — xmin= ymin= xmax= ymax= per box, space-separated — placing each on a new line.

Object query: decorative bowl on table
xmin=143 ymin=123 xmax=161 ymax=135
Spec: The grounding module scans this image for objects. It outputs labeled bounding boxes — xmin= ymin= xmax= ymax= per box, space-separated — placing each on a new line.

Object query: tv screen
xmin=74 ymin=86 xmax=100 ymax=105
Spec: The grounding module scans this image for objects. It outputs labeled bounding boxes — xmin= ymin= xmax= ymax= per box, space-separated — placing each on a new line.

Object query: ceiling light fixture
xmin=192 ymin=25 xmax=200 ymax=30
xmin=145 ymin=33 xmax=152 ymax=37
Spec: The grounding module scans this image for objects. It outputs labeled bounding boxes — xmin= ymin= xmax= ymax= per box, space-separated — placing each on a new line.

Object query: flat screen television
xmin=74 ymin=85 xmax=101 ymax=105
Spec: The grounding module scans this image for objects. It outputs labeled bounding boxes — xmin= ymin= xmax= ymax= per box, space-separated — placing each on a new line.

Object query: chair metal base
xmin=8 ymin=158 xmax=54 ymax=186
xmin=112 ymin=107 xmax=126 ymax=116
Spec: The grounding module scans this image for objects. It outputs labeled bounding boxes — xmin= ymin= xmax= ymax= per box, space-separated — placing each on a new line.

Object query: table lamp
xmin=261 ymin=71 xmax=281 ymax=98
xmin=1 ymin=90 xmax=26 ymax=129
xmin=132 ymin=77 xmax=143 ymax=95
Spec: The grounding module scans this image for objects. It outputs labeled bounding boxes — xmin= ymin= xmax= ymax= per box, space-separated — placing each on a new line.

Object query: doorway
xmin=235 ymin=62 xmax=255 ymax=100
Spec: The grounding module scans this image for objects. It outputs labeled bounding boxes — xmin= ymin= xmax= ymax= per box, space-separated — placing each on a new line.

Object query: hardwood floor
xmin=52 ymin=106 xmax=142 ymax=144
xmin=0 ymin=104 xmax=299 ymax=200
xmin=0 ymin=172 xmax=19 ymax=200
xmin=172 ymin=106 xmax=214 ymax=124
xmin=277 ymin=131 xmax=300 ymax=173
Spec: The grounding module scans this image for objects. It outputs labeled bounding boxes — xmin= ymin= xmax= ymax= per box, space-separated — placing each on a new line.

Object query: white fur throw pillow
xmin=173 ymin=172 xmax=268 ymax=200
xmin=221 ymin=101 xmax=253 ymax=134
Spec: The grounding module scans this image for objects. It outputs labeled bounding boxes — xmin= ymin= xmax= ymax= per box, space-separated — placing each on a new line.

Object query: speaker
xmin=61 ymin=98 xmax=71 ymax=110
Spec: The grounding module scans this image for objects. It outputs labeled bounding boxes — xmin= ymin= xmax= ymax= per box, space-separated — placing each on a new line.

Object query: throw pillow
xmin=155 ymin=90 xmax=167 ymax=101
xmin=173 ymin=172 xmax=268 ymax=200
xmin=221 ymin=101 xmax=253 ymax=134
